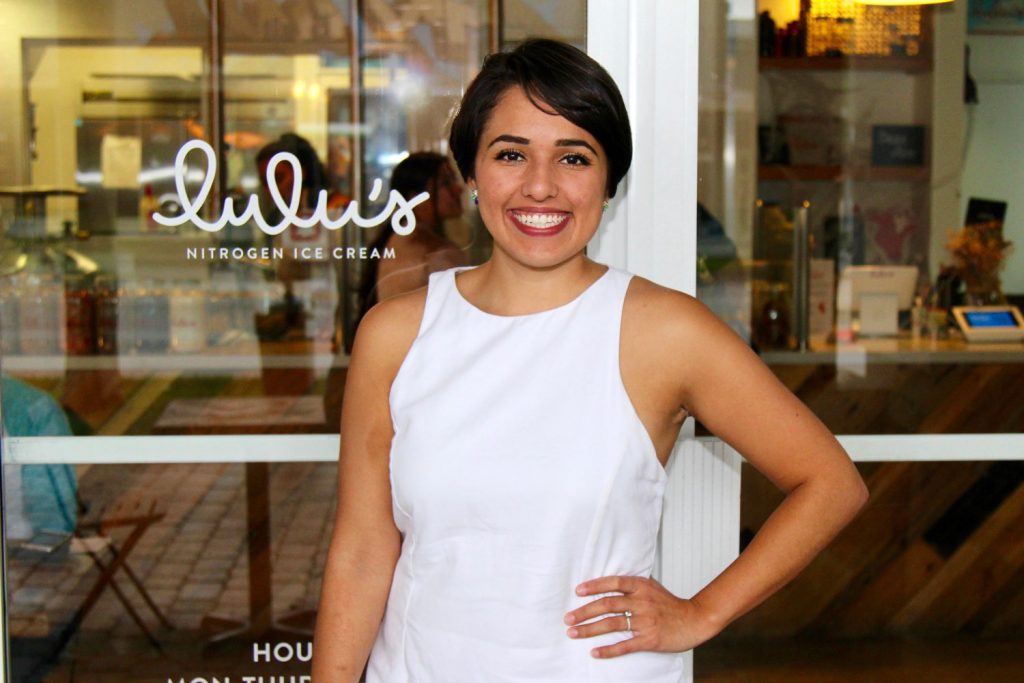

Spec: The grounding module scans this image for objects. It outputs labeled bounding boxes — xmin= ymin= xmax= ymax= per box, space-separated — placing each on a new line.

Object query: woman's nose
xmin=521 ymin=161 xmax=557 ymax=200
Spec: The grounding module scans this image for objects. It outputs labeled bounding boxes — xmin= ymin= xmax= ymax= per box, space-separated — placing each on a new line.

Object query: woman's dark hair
xmin=354 ymin=152 xmax=449 ymax=334
xmin=449 ymin=38 xmax=632 ymax=198
xmin=257 ymin=132 xmax=326 ymax=193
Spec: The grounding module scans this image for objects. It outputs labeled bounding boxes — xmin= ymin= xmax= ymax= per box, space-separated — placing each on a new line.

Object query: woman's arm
xmin=677 ymin=295 xmax=868 ymax=637
xmin=312 ymin=295 xmax=422 ymax=680
xmin=568 ymin=287 xmax=868 ymax=656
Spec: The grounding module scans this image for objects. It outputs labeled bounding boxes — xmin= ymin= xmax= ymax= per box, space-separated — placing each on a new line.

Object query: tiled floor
xmin=6 ymin=461 xmax=335 ymax=681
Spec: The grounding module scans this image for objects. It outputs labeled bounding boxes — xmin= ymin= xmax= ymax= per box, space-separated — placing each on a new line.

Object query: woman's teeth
xmin=512 ymin=212 xmax=566 ymax=229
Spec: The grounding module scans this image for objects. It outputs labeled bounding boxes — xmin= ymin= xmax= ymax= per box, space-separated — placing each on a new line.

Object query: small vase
xmin=964 ymin=283 xmax=1005 ymax=306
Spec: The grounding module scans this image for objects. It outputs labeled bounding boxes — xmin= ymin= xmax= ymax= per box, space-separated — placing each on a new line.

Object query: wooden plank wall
xmin=717 ymin=359 xmax=1024 ymax=640
xmin=725 ymin=461 xmax=1023 ymax=639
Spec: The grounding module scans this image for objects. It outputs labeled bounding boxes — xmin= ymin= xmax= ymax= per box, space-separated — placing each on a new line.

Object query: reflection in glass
xmin=2 ymin=2 xmax=587 ymax=681
xmin=697 ymin=1 xmax=1024 ymax=678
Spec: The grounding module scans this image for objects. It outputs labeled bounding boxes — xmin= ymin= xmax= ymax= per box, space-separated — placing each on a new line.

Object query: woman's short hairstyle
xmin=449 ymin=39 xmax=632 ymax=198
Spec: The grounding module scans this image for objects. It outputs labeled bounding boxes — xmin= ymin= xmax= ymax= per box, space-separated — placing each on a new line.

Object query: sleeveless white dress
xmin=366 ymin=264 xmax=684 ymax=682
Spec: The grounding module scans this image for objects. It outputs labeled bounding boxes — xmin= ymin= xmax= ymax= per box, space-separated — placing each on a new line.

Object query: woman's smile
xmin=508 ymin=208 xmax=571 ymax=236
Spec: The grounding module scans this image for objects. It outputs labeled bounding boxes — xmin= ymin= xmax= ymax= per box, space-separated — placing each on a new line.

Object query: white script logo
xmin=152 ymin=139 xmax=429 ymax=236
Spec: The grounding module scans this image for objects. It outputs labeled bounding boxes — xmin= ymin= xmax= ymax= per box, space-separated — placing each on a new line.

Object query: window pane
xmin=1 ymin=2 xmax=585 ymax=680
xmin=697 ymin=1 xmax=1024 ymax=678
xmin=698 ymin=1 xmax=1024 ymax=436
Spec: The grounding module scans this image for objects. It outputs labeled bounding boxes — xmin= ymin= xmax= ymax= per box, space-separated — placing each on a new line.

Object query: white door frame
xmin=587 ymin=3 xmax=741 ymax=681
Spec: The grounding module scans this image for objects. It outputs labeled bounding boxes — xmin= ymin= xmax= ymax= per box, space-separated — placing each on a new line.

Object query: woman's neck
xmin=460 ymin=252 xmax=602 ymax=315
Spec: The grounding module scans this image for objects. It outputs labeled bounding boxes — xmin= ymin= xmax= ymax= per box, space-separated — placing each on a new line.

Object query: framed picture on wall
xmin=968 ymin=0 xmax=1024 ymax=35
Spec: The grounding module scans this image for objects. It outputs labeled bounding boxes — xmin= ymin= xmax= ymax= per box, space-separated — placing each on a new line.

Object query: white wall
xmin=961 ymin=34 xmax=1024 ymax=295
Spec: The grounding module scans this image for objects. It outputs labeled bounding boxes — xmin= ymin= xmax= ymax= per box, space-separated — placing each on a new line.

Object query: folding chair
xmin=63 ymin=496 xmax=174 ymax=651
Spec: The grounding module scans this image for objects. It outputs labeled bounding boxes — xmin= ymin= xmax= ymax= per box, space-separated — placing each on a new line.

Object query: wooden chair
xmin=61 ymin=496 xmax=174 ymax=651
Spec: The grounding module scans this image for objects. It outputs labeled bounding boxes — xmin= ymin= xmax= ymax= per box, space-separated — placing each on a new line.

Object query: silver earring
xmin=601 ymin=200 xmax=609 ymax=213
xmin=470 ymin=189 xmax=479 ymax=205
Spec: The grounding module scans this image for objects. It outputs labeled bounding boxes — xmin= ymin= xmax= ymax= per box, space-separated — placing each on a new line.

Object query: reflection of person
xmin=313 ymin=39 xmax=867 ymax=681
xmin=697 ymin=201 xmax=737 ymax=268
xmin=324 ymin=154 xmax=468 ymax=429
xmin=256 ymin=133 xmax=339 ymax=214
xmin=255 ymin=132 xmax=349 ymax=247
xmin=356 ymin=152 xmax=468 ymax=322
xmin=255 ymin=133 xmax=348 ymax=331
xmin=2 ymin=376 xmax=77 ymax=540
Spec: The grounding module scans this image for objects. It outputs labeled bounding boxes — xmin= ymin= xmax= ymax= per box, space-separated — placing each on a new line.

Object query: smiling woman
xmin=312 ymin=39 xmax=868 ymax=683
xmin=463 ymin=86 xmax=610 ymax=284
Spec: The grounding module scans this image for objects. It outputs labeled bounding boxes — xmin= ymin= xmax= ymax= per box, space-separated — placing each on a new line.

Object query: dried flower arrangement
xmin=945 ymin=220 xmax=1013 ymax=303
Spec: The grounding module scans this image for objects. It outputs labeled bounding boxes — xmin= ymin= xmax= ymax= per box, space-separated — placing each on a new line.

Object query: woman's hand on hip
xmin=563 ymin=575 xmax=722 ymax=658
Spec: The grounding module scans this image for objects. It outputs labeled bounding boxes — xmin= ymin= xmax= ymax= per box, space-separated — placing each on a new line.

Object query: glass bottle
xmin=0 ymin=275 xmax=19 ymax=353
xmin=756 ymin=282 xmax=793 ymax=350
xmin=19 ymin=272 xmax=63 ymax=355
xmin=95 ymin=275 xmax=119 ymax=354
xmin=170 ymin=280 xmax=205 ymax=353
xmin=64 ymin=273 xmax=96 ymax=355
xmin=135 ymin=279 xmax=170 ymax=352
xmin=117 ymin=280 xmax=137 ymax=354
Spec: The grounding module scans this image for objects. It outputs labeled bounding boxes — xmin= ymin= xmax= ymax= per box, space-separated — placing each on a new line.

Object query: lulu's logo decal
xmin=153 ymin=139 xmax=429 ymax=236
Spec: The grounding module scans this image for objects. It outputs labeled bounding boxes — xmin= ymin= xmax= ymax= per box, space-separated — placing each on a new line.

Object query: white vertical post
xmin=661 ymin=440 xmax=742 ymax=679
xmin=588 ymin=3 xmax=741 ymax=680
xmin=587 ymin=0 xmax=697 ymax=293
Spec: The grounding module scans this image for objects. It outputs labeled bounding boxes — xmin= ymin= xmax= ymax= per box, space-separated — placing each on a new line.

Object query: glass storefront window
xmin=699 ymin=0 xmax=1024 ymax=436
xmin=697 ymin=0 xmax=1023 ymax=678
xmin=1 ymin=2 xmax=585 ymax=680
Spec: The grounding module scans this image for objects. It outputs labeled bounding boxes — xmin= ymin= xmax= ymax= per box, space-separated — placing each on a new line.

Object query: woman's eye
xmin=561 ymin=153 xmax=591 ymax=166
xmin=495 ymin=148 xmax=524 ymax=162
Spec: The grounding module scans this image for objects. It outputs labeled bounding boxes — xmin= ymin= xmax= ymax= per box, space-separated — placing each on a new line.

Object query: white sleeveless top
xmin=366 ymin=264 xmax=683 ymax=682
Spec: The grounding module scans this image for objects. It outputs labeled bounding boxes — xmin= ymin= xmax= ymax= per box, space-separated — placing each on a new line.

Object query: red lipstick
xmin=507 ymin=209 xmax=571 ymax=237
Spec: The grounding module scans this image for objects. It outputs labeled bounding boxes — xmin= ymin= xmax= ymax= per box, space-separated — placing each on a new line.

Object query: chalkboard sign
xmin=871 ymin=125 xmax=926 ymax=166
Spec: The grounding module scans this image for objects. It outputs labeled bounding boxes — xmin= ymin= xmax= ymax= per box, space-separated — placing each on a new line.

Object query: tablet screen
xmin=963 ymin=310 xmax=1018 ymax=328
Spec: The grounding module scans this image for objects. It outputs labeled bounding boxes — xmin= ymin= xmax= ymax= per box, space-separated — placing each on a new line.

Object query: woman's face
xmin=469 ymin=87 xmax=608 ymax=269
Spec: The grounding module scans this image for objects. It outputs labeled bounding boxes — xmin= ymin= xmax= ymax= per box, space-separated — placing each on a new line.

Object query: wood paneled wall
xmin=717 ymin=358 xmax=1024 ymax=640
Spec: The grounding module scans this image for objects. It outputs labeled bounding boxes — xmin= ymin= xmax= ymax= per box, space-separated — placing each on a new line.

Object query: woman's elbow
xmin=842 ymin=466 xmax=870 ymax=519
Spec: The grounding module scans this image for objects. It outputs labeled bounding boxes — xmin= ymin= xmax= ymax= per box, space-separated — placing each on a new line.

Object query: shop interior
xmin=695 ymin=2 xmax=1023 ymax=680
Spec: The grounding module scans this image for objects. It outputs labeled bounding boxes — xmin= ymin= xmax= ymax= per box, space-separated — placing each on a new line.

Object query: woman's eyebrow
xmin=486 ymin=134 xmax=598 ymax=157
xmin=556 ymin=139 xmax=598 ymax=155
xmin=487 ymin=134 xmax=529 ymax=148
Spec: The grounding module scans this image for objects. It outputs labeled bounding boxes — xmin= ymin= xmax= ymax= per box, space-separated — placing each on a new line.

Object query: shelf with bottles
xmin=758 ymin=165 xmax=930 ymax=183
xmin=757 ymin=1 xmax=933 ymax=70
xmin=0 ymin=261 xmax=341 ymax=370
xmin=759 ymin=55 xmax=932 ymax=73
xmin=0 ymin=342 xmax=343 ymax=375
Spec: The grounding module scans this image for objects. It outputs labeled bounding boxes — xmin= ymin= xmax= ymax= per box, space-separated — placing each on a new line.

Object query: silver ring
xmin=624 ymin=610 xmax=633 ymax=632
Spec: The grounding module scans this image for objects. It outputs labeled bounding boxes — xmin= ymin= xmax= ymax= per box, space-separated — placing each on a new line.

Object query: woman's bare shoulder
xmin=622 ymin=275 xmax=744 ymax=362
xmin=353 ymin=284 xmax=429 ymax=376
xmin=624 ymin=275 xmax=716 ymax=330
xmin=620 ymin=274 xmax=763 ymax=422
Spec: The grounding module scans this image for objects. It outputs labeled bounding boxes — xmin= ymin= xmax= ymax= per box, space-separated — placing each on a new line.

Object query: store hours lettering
xmin=164 ymin=641 xmax=314 ymax=682
xmin=153 ymin=139 xmax=429 ymax=236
